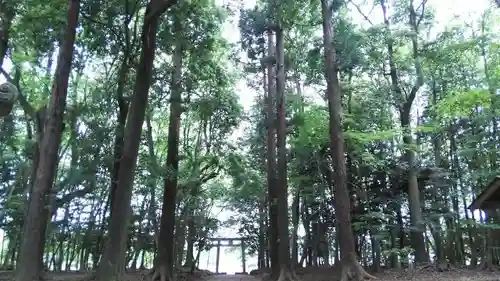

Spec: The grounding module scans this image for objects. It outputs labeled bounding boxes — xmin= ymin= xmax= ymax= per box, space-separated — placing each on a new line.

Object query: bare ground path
xmin=1 ymin=268 xmax=500 ymax=281
xmin=201 ymin=269 xmax=500 ymax=281
xmin=0 ymin=270 xmax=263 ymax=281
xmin=205 ymin=275 xmax=261 ymax=281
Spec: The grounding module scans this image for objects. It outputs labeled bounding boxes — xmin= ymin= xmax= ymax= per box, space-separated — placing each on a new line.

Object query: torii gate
xmin=206 ymin=237 xmax=248 ymax=274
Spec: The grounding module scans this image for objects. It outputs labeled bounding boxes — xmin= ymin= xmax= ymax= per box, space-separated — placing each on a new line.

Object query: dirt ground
xmin=296 ymin=267 xmax=500 ymax=281
xmin=0 ymin=267 xmax=499 ymax=281
xmin=0 ymin=269 xmax=208 ymax=281
xmin=252 ymin=267 xmax=500 ymax=281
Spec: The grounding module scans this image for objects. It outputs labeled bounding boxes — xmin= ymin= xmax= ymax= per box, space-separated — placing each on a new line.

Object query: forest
xmin=0 ymin=0 xmax=499 ymax=281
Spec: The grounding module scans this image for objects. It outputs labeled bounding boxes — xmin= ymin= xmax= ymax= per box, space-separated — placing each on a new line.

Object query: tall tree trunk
xmin=108 ymin=55 xmax=131 ymax=214
xmin=291 ymin=188 xmax=300 ymax=268
xmin=265 ymin=30 xmax=279 ymax=279
xmin=152 ymin=11 xmax=183 ymax=281
xmin=0 ymin=0 xmax=14 ymax=67
xmin=258 ymin=196 xmax=267 ymax=269
xmin=380 ymin=0 xmax=427 ymax=263
xmin=258 ymin=68 xmax=268 ymax=270
xmin=97 ymin=7 xmax=135 ymax=259
xmin=94 ymin=0 xmax=174 ymax=279
xmin=274 ymin=25 xmax=294 ymax=280
xmin=291 ymin=73 xmax=303 ymax=269
xmin=174 ymin=206 xmax=187 ymax=268
xmin=145 ymin=111 xmax=160 ymax=257
xmin=321 ymin=0 xmax=375 ymax=280
xmin=400 ymin=110 xmax=427 ymax=262
xmin=183 ymin=217 xmax=195 ymax=269
xmin=429 ymin=77 xmax=447 ymax=267
xmin=15 ymin=1 xmax=80 ymax=280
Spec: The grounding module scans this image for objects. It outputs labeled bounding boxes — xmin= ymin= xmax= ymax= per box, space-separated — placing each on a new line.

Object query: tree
xmin=0 ymin=0 xmax=499 ymax=279
xmin=93 ymin=1 xmax=178 ymax=280
xmin=151 ymin=10 xmax=183 ymax=281
xmin=321 ymin=0 xmax=377 ymax=279
xmin=265 ymin=29 xmax=280 ymax=280
xmin=379 ymin=0 xmax=428 ymax=262
xmin=274 ymin=15 xmax=297 ymax=281
xmin=15 ymin=1 xmax=80 ymax=280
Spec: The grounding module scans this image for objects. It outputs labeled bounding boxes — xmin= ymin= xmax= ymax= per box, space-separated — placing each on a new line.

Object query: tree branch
xmin=143 ymin=0 xmax=178 ymax=26
xmin=346 ymin=0 xmax=374 ymax=25
xmin=80 ymin=13 xmax=121 ymax=41
xmin=416 ymin=0 xmax=427 ymax=27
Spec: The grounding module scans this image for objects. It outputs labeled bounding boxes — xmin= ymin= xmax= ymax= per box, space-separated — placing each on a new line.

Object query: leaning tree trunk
xmin=15 ymin=1 xmax=80 ymax=281
xmin=151 ymin=11 xmax=183 ymax=281
xmin=321 ymin=0 xmax=376 ymax=280
xmin=93 ymin=0 xmax=174 ymax=280
xmin=95 ymin=11 xmax=133 ymax=261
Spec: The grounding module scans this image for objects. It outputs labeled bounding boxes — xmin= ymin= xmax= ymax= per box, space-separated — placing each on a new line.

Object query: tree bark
xmin=380 ymin=0 xmax=428 ymax=263
xmin=265 ymin=30 xmax=279 ymax=279
xmin=15 ymin=1 xmax=80 ymax=280
xmin=151 ymin=11 xmax=183 ymax=281
xmin=0 ymin=0 xmax=14 ymax=67
xmin=274 ymin=25 xmax=295 ymax=280
xmin=93 ymin=0 xmax=173 ymax=279
xmin=321 ymin=0 xmax=376 ymax=280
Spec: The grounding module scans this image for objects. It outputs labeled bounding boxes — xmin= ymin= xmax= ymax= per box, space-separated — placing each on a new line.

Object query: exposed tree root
xmin=275 ymin=268 xmax=301 ymax=281
xmin=477 ymin=260 xmax=499 ymax=271
xmin=435 ymin=261 xmax=453 ymax=272
xmin=150 ymin=264 xmax=174 ymax=281
xmin=339 ymin=253 xmax=377 ymax=281
xmin=405 ymin=261 xmax=453 ymax=279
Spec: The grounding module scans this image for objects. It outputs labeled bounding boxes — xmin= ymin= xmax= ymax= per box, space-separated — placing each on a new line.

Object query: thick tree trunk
xmin=291 ymin=188 xmax=300 ymax=268
xmin=183 ymin=217 xmax=195 ymax=269
xmin=265 ymin=30 xmax=279 ymax=279
xmin=91 ymin=47 xmax=131 ymax=268
xmin=94 ymin=1 xmax=169 ymax=279
xmin=258 ymin=69 xmax=268 ymax=270
xmin=151 ymin=12 xmax=183 ymax=281
xmin=401 ymin=111 xmax=428 ymax=263
xmin=321 ymin=0 xmax=375 ymax=280
xmin=15 ymin=1 xmax=80 ymax=280
xmin=174 ymin=206 xmax=187 ymax=268
xmin=108 ymin=56 xmax=131 ymax=215
xmin=274 ymin=25 xmax=295 ymax=280
xmin=379 ymin=0 xmax=427 ymax=263
xmin=0 ymin=1 xmax=14 ymax=67
xmin=258 ymin=196 xmax=267 ymax=269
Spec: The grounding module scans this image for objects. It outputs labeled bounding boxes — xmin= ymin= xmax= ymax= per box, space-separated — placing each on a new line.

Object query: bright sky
xmin=0 ymin=0 xmax=493 ymax=273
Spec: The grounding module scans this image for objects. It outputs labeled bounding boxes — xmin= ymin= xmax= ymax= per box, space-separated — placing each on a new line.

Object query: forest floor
xmin=250 ymin=266 xmax=500 ymax=281
xmin=295 ymin=267 xmax=500 ymax=281
xmin=0 ymin=267 xmax=499 ymax=281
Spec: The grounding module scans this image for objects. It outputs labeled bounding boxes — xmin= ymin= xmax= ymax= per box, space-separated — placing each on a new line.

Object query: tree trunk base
xmin=275 ymin=268 xmax=300 ymax=281
xmin=435 ymin=261 xmax=452 ymax=272
xmin=339 ymin=253 xmax=377 ymax=281
xmin=477 ymin=260 xmax=498 ymax=271
xmin=150 ymin=263 xmax=174 ymax=281
xmin=15 ymin=270 xmax=46 ymax=281
xmin=87 ymin=267 xmax=124 ymax=281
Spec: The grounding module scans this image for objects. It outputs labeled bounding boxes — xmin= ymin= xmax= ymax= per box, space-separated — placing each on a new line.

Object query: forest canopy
xmin=0 ymin=0 xmax=499 ymax=281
